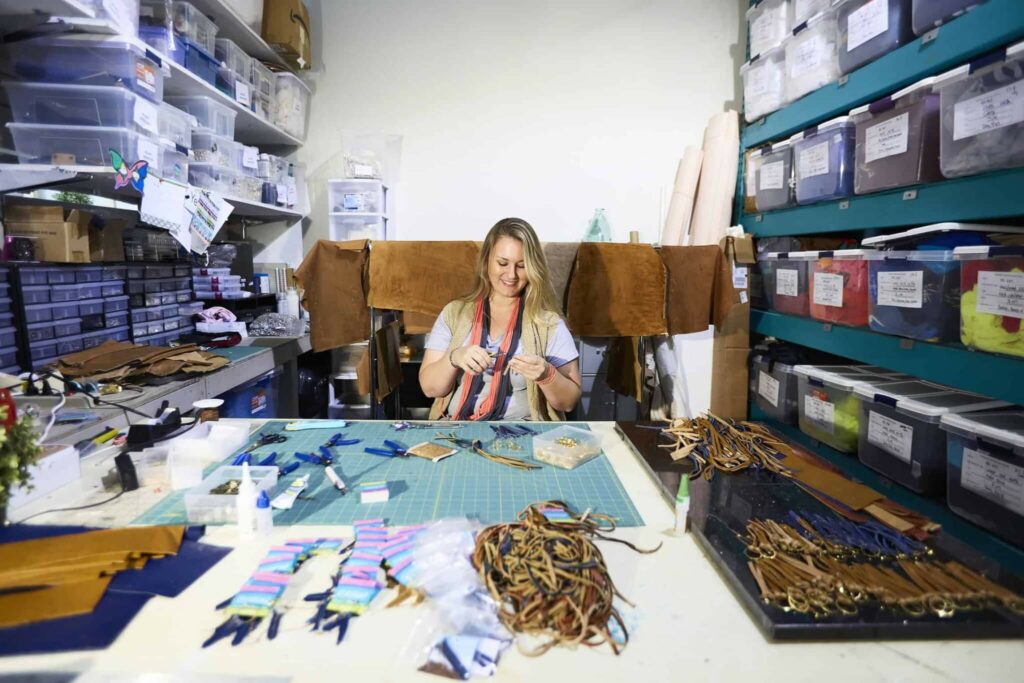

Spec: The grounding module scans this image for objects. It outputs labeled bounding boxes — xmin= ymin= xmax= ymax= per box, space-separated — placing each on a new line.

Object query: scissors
xmin=247 ymin=432 xmax=288 ymax=450
xmin=364 ymin=440 xmax=410 ymax=458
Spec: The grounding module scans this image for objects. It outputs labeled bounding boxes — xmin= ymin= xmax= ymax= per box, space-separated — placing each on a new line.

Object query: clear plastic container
xmin=743 ymin=147 xmax=764 ymax=213
xmin=49 ymin=269 xmax=76 ymax=284
xmin=101 ymin=282 xmax=126 ymax=297
xmin=195 ymin=290 xmax=249 ymax=300
xmin=143 ymin=264 xmax=174 ymax=279
xmin=792 ymin=115 xmax=856 ymax=204
xmin=808 ymin=249 xmax=872 ymax=327
xmin=81 ymin=0 xmax=140 ymax=36
xmin=955 ymin=245 xmax=1024 ymax=358
xmin=0 ymin=328 xmax=17 ymax=347
xmin=763 ymin=251 xmax=814 ymax=316
xmin=794 ymin=365 xmax=897 ymax=452
xmin=4 ymin=82 xmax=161 ymax=138
xmin=166 ymin=96 xmax=237 ymax=138
xmin=78 ymin=300 xmax=103 ymax=316
xmin=53 ymin=318 xmax=82 ymax=337
xmin=76 ymin=266 xmax=103 ymax=283
xmin=912 ymin=0 xmax=982 ymax=35
xmin=21 ymin=285 xmax=51 ymax=305
xmin=29 ymin=342 xmax=57 ymax=361
xmin=191 ymin=132 xmax=243 ymax=170
xmin=852 ymin=77 xmax=942 ymax=194
xmin=82 ymin=326 xmax=129 ymax=348
xmin=785 ymin=8 xmax=840 ymax=102
xmin=751 ymin=354 xmax=802 ymax=424
xmin=54 ymin=335 xmax=84 ymax=356
xmin=741 ymin=45 xmax=788 ymax=123
xmin=7 ymin=124 xmax=175 ymax=176
xmin=180 ymin=301 xmax=205 ymax=316
xmin=0 ymin=350 xmax=17 ymax=370
xmin=532 ymin=426 xmax=602 ymax=469
xmin=7 ymin=35 xmax=164 ymax=102
xmin=747 ymin=0 xmax=793 ymax=59
xmin=329 ymin=215 xmax=387 ymax=241
xmin=184 ymin=465 xmax=278 ymax=524
xmin=103 ymin=266 xmax=127 ymax=281
xmin=273 ymin=73 xmax=311 ymax=140
xmin=105 ymin=296 xmax=129 ymax=313
xmin=794 ymin=0 xmax=831 ymax=25
xmin=933 ymin=41 xmax=1024 ymax=179
xmin=940 ymin=410 xmax=1024 ymax=547
xmin=159 ymin=102 xmax=196 ymax=150
xmin=189 ymin=162 xmax=241 ymax=196
xmin=867 ymin=250 xmax=960 ymax=342
xmin=193 ymin=275 xmax=242 ymax=289
xmin=836 ymin=0 xmax=914 ymax=75
xmin=755 ymin=139 xmax=795 ymax=210
xmin=193 ymin=267 xmax=231 ymax=276
xmin=250 ymin=58 xmax=275 ymax=100
xmin=77 ymin=283 xmax=103 ymax=300
xmin=172 ymin=1 xmax=218 ymax=57
xmin=17 ymin=268 xmax=52 ymax=286
xmin=26 ymin=321 xmax=55 ymax=342
xmin=215 ymin=38 xmax=250 ymax=76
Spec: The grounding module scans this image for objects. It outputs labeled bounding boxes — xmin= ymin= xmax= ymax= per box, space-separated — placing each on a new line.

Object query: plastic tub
xmin=215 ymin=38 xmax=250 ymax=76
xmin=0 ymin=328 xmax=16 ymax=348
xmin=912 ymin=0 xmax=982 ymax=35
xmin=26 ymin=321 xmax=54 ymax=343
xmin=743 ymin=147 xmax=764 ymax=213
xmin=80 ymin=0 xmax=140 ymax=35
xmin=24 ymin=303 xmax=58 ymax=324
xmin=532 ymin=426 xmax=602 ymax=469
xmin=955 ymin=245 xmax=1024 ymax=358
xmin=755 ymin=139 xmax=795 ymax=211
xmin=191 ymin=132 xmax=243 ymax=170
xmin=101 ymin=282 xmax=125 ymax=298
xmin=82 ymin=326 xmax=129 ymax=348
xmin=170 ymin=34 xmax=221 ymax=86
xmin=48 ymin=269 xmax=76 ymax=284
xmin=76 ymin=266 xmax=103 ymax=283
xmin=794 ymin=0 xmax=831 ymax=25
xmin=54 ymin=335 xmax=84 ymax=356
xmin=159 ymin=102 xmax=195 ymax=149
xmin=792 ymin=115 xmax=856 ymax=204
xmin=741 ymin=46 xmax=787 ymax=123
xmin=183 ymin=465 xmax=277 ymax=524
xmin=867 ymin=250 xmax=960 ymax=342
xmin=53 ymin=318 xmax=82 ymax=337
xmin=7 ymin=35 xmax=163 ymax=102
xmin=77 ymin=300 xmax=103 ymax=316
xmin=941 ymin=411 xmax=1024 ymax=547
xmin=193 ymin=267 xmax=232 ymax=276
xmin=166 ymin=96 xmax=237 ymax=138
xmin=218 ymin=371 xmax=278 ymax=418
xmin=809 ymin=249 xmax=872 ymax=327
xmin=180 ymin=301 xmax=204 ymax=316
xmin=4 ymin=82 xmax=161 ymax=137
xmin=836 ymin=0 xmax=914 ymax=75
xmin=0 ymin=350 xmax=17 ymax=370
xmin=143 ymin=264 xmax=174 ymax=279
xmin=7 ymin=124 xmax=173 ymax=176
xmin=763 ymin=251 xmax=813 ymax=316
xmin=21 ymin=285 xmax=50 ymax=305
xmin=195 ymin=290 xmax=249 ymax=300
xmin=751 ymin=354 xmax=802 ymax=424
xmin=172 ymin=1 xmax=218 ymax=56
xmin=189 ymin=163 xmax=241 ymax=196
xmin=102 ymin=266 xmax=127 ymax=281
xmin=29 ymin=343 xmax=57 ymax=361
xmin=273 ymin=73 xmax=311 ymax=141
xmin=747 ymin=0 xmax=793 ymax=59
xmin=76 ymin=283 xmax=103 ymax=300
xmin=17 ymin=268 xmax=52 ymax=286
xmin=794 ymin=365 xmax=895 ymax=452
xmin=193 ymin=276 xmax=242 ymax=290
xmin=852 ymin=77 xmax=942 ymax=194
xmin=933 ymin=41 xmax=1024 ymax=179
xmin=784 ymin=8 xmax=840 ymax=103
xmin=250 ymin=58 xmax=275 ymax=101
xmin=0 ymin=299 xmax=10 ymax=315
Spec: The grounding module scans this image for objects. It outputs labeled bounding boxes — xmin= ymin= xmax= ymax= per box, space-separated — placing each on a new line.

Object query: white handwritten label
xmin=776 ymin=268 xmax=799 ymax=297
xmin=804 ymin=395 xmax=835 ymax=433
xmin=961 ymin=447 xmax=1024 ymax=516
xmin=868 ymin=411 xmax=915 ymax=463
xmin=977 ymin=270 xmax=1024 ymax=319
xmin=746 ymin=158 xmax=758 ymax=197
xmin=877 ymin=270 xmax=923 ymax=308
xmin=275 ymin=183 xmax=288 ymax=205
xmin=750 ymin=9 xmax=777 ymax=57
xmin=760 ymin=160 xmax=785 ymax=190
xmin=242 ymin=145 xmax=259 ymax=170
xmin=234 ymin=80 xmax=251 ymax=107
xmin=847 ymin=0 xmax=888 ymax=52
xmin=758 ymin=371 xmax=781 ymax=408
xmin=953 ymin=80 xmax=1024 ymax=141
xmin=791 ymin=35 xmax=828 ymax=78
xmin=814 ymin=272 xmax=845 ymax=307
xmin=137 ymin=137 xmax=159 ymax=166
xmin=798 ymin=140 xmax=830 ymax=179
xmin=132 ymin=97 xmax=159 ymax=135
xmin=865 ymin=112 xmax=909 ymax=163
xmin=733 ymin=263 xmax=749 ymax=289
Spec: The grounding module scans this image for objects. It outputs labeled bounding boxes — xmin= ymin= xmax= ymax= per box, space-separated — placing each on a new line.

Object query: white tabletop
xmin=2 ymin=422 xmax=1022 ymax=682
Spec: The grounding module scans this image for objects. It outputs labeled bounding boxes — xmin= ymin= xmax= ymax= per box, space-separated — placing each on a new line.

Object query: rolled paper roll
xmin=660 ymin=146 xmax=703 ymax=247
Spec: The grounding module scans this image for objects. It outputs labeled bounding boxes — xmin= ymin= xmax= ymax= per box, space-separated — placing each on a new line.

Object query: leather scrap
xmin=0 ymin=576 xmax=112 ymax=629
xmin=368 ymin=240 xmax=479 ymax=316
xmin=295 ymin=239 xmax=370 ymax=352
xmin=566 ymin=243 xmax=667 ymax=337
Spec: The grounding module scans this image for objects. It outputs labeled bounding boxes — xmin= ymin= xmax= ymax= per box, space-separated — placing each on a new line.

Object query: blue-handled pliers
xmin=295 ymin=451 xmax=332 ymax=466
xmin=325 ymin=432 xmax=361 ymax=448
xmin=364 ymin=439 xmax=409 ymax=458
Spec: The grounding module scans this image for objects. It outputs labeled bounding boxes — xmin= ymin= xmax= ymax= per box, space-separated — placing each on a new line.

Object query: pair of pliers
xmin=325 ymin=432 xmax=361 ymax=448
xmin=490 ymin=423 xmax=535 ymax=437
xmin=364 ymin=440 xmax=409 ymax=458
xmin=256 ymin=452 xmax=300 ymax=476
xmin=231 ymin=452 xmax=253 ymax=466
xmin=295 ymin=450 xmax=333 ymax=466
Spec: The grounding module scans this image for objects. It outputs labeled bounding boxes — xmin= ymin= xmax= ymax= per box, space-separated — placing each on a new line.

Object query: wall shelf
xmin=742 ymin=167 xmax=1024 ymax=236
xmin=751 ymin=310 xmax=1024 ymax=406
xmin=0 ymin=0 xmax=95 ymax=17
xmin=751 ymin=406 xmax=1024 ymax=577
xmin=186 ymin=0 xmax=290 ymax=70
xmin=743 ymin=0 xmax=1024 ymax=149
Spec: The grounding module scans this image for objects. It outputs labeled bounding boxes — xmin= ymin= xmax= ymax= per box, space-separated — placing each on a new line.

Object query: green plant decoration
xmin=0 ymin=415 xmax=44 ymax=518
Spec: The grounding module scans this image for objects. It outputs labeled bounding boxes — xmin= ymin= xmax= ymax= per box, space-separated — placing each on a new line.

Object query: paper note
xmin=813 ymin=272 xmax=844 ymax=307
xmin=865 ymin=112 xmax=909 ymax=163
xmin=187 ymin=189 xmax=234 ymax=255
xmin=234 ymin=80 xmax=252 ymax=108
xmin=976 ymin=270 xmax=1024 ymax=319
xmin=877 ymin=270 xmax=923 ymax=308
xmin=758 ymin=371 xmax=781 ymax=408
xmin=140 ymin=177 xmax=191 ymax=252
xmin=776 ymin=268 xmax=799 ymax=297
xmin=804 ymin=395 xmax=835 ymax=434
xmin=287 ymin=184 xmax=298 ymax=207
xmin=867 ymin=411 xmax=914 ymax=463
xmin=759 ymin=160 xmax=785 ymax=190
xmin=954 ymin=80 xmax=1024 ymax=141
xmin=732 ymin=263 xmax=748 ymax=289
xmin=137 ymin=137 xmax=160 ymax=167
xmin=242 ymin=145 xmax=259 ymax=170
xmin=961 ymin=447 xmax=1024 ymax=516
xmin=275 ymin=183 xmax=288 ymax=206
xmin=132 ymin=98 xmax=159 ymax=135
xmin=847 ymin=0 xmax=888 ymax=52
xmin=749 ymin=8 xmax=776 ymax=56
xmin=797 ymin=140 xmax=830 ymax=179
xmin=790 ymin=34 xmax=828 ymax=78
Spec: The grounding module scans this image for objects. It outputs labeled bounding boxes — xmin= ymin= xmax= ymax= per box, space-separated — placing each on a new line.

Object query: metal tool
xmin=363 ymin=439 xmax=410 ymax=458
xmin=295 ymin=450 xmax=332 ymax=466
xmin=246 ymin=432 xmax=288 ymax=451
xmin=325 ymin=432 xmax=361 ymax=447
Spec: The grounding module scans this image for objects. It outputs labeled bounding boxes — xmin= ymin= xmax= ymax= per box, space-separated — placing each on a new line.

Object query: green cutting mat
xmin=132 ymin=421 xmax=644 ymax=527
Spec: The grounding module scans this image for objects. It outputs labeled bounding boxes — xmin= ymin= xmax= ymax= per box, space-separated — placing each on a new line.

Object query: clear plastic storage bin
xmin=166 ymin=96 xmax=237 ymax=138
xmin=273 ymin=73 xmax=311 ymax=141
xmin=792 ymin=115 xmax=856 ymax=204
xmin=793 ymin=0 xmax=831 ymax=25
xmin=250 ymin=58 xmax=275 ymax=102
xmin=784 ymin=8 xmax=840 ymax=102
xmin=7 ymin=124 xmax=172 ymax=176
xmin=954 ymin=245 xmax=1024 ymax=358
xmin=763 ymin=251 xmax=813 ymax=316
xmin=852 ymin=77 xmax=942 ymax=194
xmin=933 ymin=41 xmax=1024 ymax=179
xmin=0 ymin=328 xmax=16 ymax=347
xmin=214 ymin=38 xmax=250 ymax=76
xmin=183 ymin=464 xmax=278 ymax=523
xmin=21 ymin=286 xmax=50 ymax=305
xmin=836 ymin=0 xmax=914 ymax=75
xmin=191 ymin=132 xmax=243 ymax=170
xmin=7 ymin=35 xmax=163 ymax=102
xmin=741 ymin=46 xmax=788 ymax=123
xmin=189 ymin=163 xmax=241 ymax=196
xmin=808 ymin=249 xmax=872 ymax=327
xmin=81 ymin=0 xmax=140 ymax=36
xmin=751 ymin=354 xmax=802 ymax=424
xmin=867 ymin=250 xmax=960 ymax=342
xmin=912 ymin=0 xmax=982 ymax=35
xmin=794 ymin=365 xmax=895 ymax=452
xmin=755 ymin=139 xmax=795 ymax=210
xmin=747 ymin=0 xmax=793 ymax=59
xmin=532 ymin=426 xmax=602 ymax=469
xmin=941 ymin=411 xmax=1024 ymax=548
xmin=159 ymin=102 xmax=195 ymax=149
xmin=329 ymin=215 xmax=387 ymax=241
xmin=4 ymin=82 xmax=161 ymax=138
xmin=743 ymin=147 xmax=764 ymax=213
xmin=172 ymin=1 xmax=218 ymax=56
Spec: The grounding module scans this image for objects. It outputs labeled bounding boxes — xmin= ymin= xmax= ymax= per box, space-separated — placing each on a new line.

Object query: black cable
xmin=120 ymin=417 xmax=201 ymax=452
xmin=11 ymin=490 xmax=126 ymax=525
xmin=36 ymin=371 xmax=154 ymax=420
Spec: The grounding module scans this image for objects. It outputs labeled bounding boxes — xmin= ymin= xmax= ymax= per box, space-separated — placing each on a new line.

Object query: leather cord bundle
xmin=660 ymin=413 xmax=794 ymax=479
xmin=472 ymin=502 xmax=659 ymax=656
xmin=434 ymin=432 xmax=540 ymax=471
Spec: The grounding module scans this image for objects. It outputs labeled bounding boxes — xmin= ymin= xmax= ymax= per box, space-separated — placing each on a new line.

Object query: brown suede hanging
xmin=294 ymin=239 xmax=370 ymax=352
xmin=367 ymin=241 xmax=480 ymax=316
xmin=566 ymin=243 xmax=667 ymax=337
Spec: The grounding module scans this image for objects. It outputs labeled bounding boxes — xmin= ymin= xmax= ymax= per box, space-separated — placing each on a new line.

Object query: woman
xmin=420 ymin=218 xmax=581 ymax=421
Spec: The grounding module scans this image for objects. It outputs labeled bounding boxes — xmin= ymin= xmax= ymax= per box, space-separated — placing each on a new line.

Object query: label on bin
xmin=791 ymin=35 xmax=828 ymax=78
xmin=287 ymin=185 xmax=298 ymax=207
xmin=137 ymin=138 xmax=159 ymax=166
xmin=977 ymin=271 xmax=1024 ymax=319
xmin=746 ymin=64 xmax=779 ymax=100
xmin=847 ymin=0 xmax=888 ymax=52
xmin=804 ymin=395 xmax=835 ymax=434
xmin=758 ymin=371 xmax=780 ymax=408
xmin=745 ymin=160 xmax=757 ymax=197
xmin=813 ymin=272 xmax=844 ymax=308
xmin=235 ymin=80 xmax=252 ymax=108
xmin=797 ymin=141 xmax=830 ymax=179
xmin=750 ymin=10 xmax=776 ymax=56
xmin=132 ymin=98 xmax=159 ymax=135
xmin=776 ymin=268 xmax=799 ymax=297
xmin=867 ymin=411 xmax=914 ymax=463
xmin=864 ymin=113 xmax=909 ymax=163
xmin=961 ymin=447 xmax=1024 ymax=516
xmin=759 ymin=161 xmax=785 ymax=190
xmin=135 ymin=60 xmax=157 ymax=94
xmin=953 ymin=80 xmax=1024 ymax=141
xmin=242 ymin=146 xmax=259 ymax=170
xmin=877 ymin=270 xmax=923 ymax=308
xmin=732 ymin=263 xmax=748 ymax=289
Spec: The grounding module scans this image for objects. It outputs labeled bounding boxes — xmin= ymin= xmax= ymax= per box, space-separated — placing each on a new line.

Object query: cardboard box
xmin=709 ymin=236 xmax=749 ymax=420
xmin=4 ymin=205 xmax=90 ymax=263
xmin=262 ymin=0 xmax=312 ymax=70
xmin=89 ymin=219 xmax=127 ymax=262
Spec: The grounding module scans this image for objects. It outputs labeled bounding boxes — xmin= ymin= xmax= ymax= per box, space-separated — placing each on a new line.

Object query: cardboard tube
xmin=689 ymin=111 xmax=740 ymax=247
xmin=660 ymin=147 xmax=704 ymax=247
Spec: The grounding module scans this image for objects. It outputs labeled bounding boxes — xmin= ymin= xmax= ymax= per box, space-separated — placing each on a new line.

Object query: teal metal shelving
xmin=751 ymin=310 xmax=1024 ymax=406
xmin=744 ymin=167 xmax=1024 ymax=236
xmin=742 ymin=0 xmax=1024 ymax=149
xmin=750 ymin=406 xmax=1024 ymax=577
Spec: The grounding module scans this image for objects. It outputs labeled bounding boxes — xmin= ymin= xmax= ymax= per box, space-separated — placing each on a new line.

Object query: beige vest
xmin=428 ymin=299 xmax=565 ymax=422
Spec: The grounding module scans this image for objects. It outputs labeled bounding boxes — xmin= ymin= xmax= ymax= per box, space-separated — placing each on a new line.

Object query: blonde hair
xmin=465 ymin=218 xmax=562 ymax=321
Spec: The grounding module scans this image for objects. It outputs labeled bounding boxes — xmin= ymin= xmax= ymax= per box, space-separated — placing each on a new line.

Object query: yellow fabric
xmin=0 ymin=576 xmax=112 ymax=628
xmin=960 ymin=286 xmax=1024 ymax=358
xmin=0 ymin=526 xmax=184 ymax=573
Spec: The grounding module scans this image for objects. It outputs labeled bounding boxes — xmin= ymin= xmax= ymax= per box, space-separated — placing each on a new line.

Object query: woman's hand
xmin=450 ymin=345 xmax=491 ymax=375
xmin=507 ymin=354 xmax=551 ymax=382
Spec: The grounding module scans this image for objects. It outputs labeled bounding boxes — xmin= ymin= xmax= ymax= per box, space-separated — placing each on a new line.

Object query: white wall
xmin=296 ymin=0 xmax=746 ymax=251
